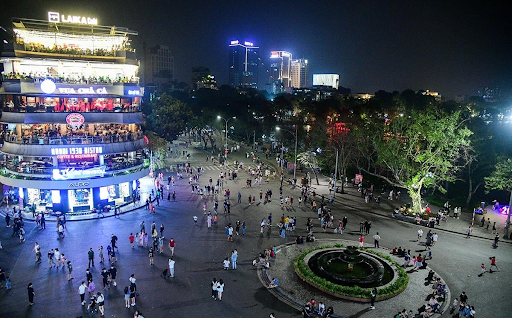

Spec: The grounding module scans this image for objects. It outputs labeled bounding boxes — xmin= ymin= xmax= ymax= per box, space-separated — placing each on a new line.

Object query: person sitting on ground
xmin=268 ymin=277 xmax=279 ymax=288
xmin=391 ymin=247 xmax=398 ymax=254
xmin=306 ymin=234 xmax=315 ymax=242
xmin=425 ymin=270 xmax=435 ymax=284
xmin=397 ymin=247 xmax=403 ymax=257
xmin=296 ymin=236 xmax=304 ymax=244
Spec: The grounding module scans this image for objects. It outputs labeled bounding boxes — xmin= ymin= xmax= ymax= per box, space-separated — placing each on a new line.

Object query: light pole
xmin=276 ymin=126 xmax=298 ymax=181
xmin=217 ymin=115 xmax=236 ymax=159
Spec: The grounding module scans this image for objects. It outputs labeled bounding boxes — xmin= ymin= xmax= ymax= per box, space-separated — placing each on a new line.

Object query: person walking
xmin=489 ymin=256 xmax=500 ymax=272
xmin=417 ymin=228 xmax=423 ymax=242
xmin=109 ymin=264 xmax=117 ymax=287
xmin=98 ymin=246 xmax=104 ymax=264
xmin=88 ymin=279 xmax=96 ymax=297
xmin=124 ymin=286 xmax=131 ymax=308
xmin=27 ymin=283 xmax=35 ymax=305
xmin=466 ymin=226 xmax=472 ymax=238
xmin=231 ymin=250 xmax=238 ymax=270
xmin=48 ymin=249 xmax=55 ymax=268
xmin=96 ymin=292 xmax=105 ymax=316
xmin=217 ymin=279 xmax=224 ymax=301
xmin=101 ymin=268 xmax=110 ymax=290
xmin=169 ymin=238 xmax=175 ymax=256
xmin=67 ymin=261 xmax=74 ymax=281
xmin=148 ymin=248 xmax=155 ymax=265
xmin=370 ymin=287 xmax=377 ymax=310
xmin=211 ymin=278 xmax=218 ymax=300
xmin=78 ymin=281 xmax=87 ymax=305
xmin=160 ymin=224 xmax=164 ymax=236
xmin=54 ymin=248 xmax=61 ymax=268
xmin=373 ymin=232 xmax=381 ymax=248
xmin=129 ymin=233 xmax=135 ymax=248
xmin=359 ymin=235 xmax=364 ymax=248
xmin=88 ymin=248 xmax=95 ymax=267
xmin=493 ymin=234 xmax=499 ymax=248
xmin=492 ymin=222 xmax=497 ymax=234
xmin=169 ymin=257 xmax=175 ymax=278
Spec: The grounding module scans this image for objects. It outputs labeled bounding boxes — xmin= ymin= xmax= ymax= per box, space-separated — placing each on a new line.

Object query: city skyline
xmin=0 ymin=1 xmax=510 ymax=98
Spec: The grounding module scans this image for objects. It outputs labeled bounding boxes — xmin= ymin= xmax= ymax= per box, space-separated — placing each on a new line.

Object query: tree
xmin=145 ymin=94 xmax=193 ymax=142
xmin=485 ymin=157 xmax=512 ymax=238
xmin=297 ymin=152 xmax=320 ymax=185
xmin=145 ymin=131 xmax=169 ymax=171
xmin=356 ymin=109 xmax=472 ymax=214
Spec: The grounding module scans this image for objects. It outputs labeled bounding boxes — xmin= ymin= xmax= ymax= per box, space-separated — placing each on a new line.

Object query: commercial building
xmin=143 ymin=44 xmax=174 ymax=94
xmin=269 ymin=51 xmax=292 ymax=93
xmin=0 ymin=14 xmax=149 ymax=214
xmin=229 ymin=40 xmax=259 ymax=89
xmin=313 ymin=74 xmax=339 ymax=90
xmin=191 ymin=66 xmax=217 ymax=90
xmin=290 ymin=58 xmax=309 ymax=88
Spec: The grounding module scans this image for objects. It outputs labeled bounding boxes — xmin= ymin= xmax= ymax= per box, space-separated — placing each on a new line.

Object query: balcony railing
xmin=3 ymin=133 xmax=143 ymax=145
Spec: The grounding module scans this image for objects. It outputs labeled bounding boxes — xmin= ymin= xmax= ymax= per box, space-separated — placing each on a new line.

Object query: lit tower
xmin=229 ymin=40 xmax=259 ymax=89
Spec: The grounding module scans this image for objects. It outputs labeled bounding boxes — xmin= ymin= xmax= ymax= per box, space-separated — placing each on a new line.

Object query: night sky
xmin=1 ymin=0 xmax=510 ymax=98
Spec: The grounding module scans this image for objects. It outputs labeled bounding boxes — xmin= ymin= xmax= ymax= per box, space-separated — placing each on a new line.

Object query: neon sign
xmin=48 ymin=11 xmax=98 ymax=25
xmin=57 ymin=87 xmax=108 ymax=94
xmin=51 ymin=147 xmax=103 ymax=156
xmin=230 ymin=40 xmax=239 ymax=45
xmin=57 ymin=154 xmax=98 ymax=160
xmin=128 ymin=89 xmax=141 ymax=95
xmin=53 ymin=166 xmax=106 ymax=180
xmin=244 ymin=41 xmax=254 ymax=47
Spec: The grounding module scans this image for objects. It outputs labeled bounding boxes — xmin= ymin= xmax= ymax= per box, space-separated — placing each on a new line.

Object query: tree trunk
xmin=309 ymin=164 xmax=320 ymax=185
xmin=409 ymin=187 xmax=423 ymax=214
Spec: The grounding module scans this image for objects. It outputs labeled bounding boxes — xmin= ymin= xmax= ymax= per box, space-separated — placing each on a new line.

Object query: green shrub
xmin=294 ymin=245 xmax=408 ymax=299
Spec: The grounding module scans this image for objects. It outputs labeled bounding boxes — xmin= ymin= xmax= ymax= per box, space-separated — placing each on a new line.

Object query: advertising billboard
xmin=313 ymin=74 xmax=339 ymax=89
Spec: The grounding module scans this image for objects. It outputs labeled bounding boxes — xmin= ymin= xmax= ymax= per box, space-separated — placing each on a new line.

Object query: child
xmin=223 ymin=258 xmax=230 ymax=270
xmin=193 ymin=216 xmax=198 ymax=225
xmin=5 ymin=276 xmax=11 ymax=290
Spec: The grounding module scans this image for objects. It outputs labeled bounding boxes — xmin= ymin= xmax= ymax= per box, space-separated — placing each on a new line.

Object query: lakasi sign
xmin=51 ymin=146 xmax=103 ymax=156
xmin=53 ymin=166 xmax=106 ymax=180
xmin=66 ymin=113 xmax=85 ymax=128
xmin=48 ymin=11 xmax=98 ymax=25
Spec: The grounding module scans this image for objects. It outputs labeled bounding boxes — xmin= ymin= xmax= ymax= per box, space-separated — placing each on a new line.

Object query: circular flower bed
xmin=294 ymin=244 xmax=409 ymax=301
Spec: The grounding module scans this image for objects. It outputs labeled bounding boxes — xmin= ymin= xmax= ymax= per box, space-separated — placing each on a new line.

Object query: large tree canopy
xmin=145 ymin=94 xmax=193 ymax=142
xmin=356 ymin=109 xmax=472 ymax=213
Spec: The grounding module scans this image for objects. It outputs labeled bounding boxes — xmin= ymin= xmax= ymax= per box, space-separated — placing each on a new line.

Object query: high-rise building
xmin=143 ymin=44 xmax=174 ymax=92
xmin=270 ymin=51 xmax=292 ymax=93
xmin=313 ymin=74 xmax=339 ymax=90
xmin=229 ymin=40 xmax=259 ymax=89
xmin=0 ymin=14 xmax=147 ymax=214
xmin=191 ymin=67 xmax=217 ymax=90
xmin=290 ymin=58 xmax=309 ymax=88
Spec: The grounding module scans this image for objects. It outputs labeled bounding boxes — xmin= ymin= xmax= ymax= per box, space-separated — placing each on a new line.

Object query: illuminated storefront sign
xmin=127 ymin=89 xmax=141 ymax=95
xmin=48 ymin=11 xmax=98 ymax=25
xmin=68 ymin=182 xmax=90 ymax=188
xmin=56 ymin=154 xmax=98 ymax=160
xmin=51 ymin=147 xmax=103 ymax=156
xmin=66 ymin=113 xmax=85 ymax=127
xmin=40 ymin=80 xmax=108 ymax=95
xmin=53 ymin=166 xmax=106 ymax=180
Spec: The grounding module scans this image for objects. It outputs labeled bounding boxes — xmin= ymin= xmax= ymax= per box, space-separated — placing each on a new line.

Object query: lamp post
xmin=276 ymin=126 xmax=298 ymax=181
xmin=217 ymin=115 xmax=236 ymax=159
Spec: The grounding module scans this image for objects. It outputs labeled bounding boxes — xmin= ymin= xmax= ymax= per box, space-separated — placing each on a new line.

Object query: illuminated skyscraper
xmin=290 ymin=58 xmax=309 ymax=88
xmin=270 ymin=51 xmax=292 ymax=93
xmin=229 ymin=40 xmax=259 ymax=89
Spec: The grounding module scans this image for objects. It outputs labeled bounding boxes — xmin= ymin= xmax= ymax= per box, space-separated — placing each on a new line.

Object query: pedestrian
xmin=207 ymin=213 xmax=212 ymax=229
xmin=242 ymin=221 xmax=246 ymax=236
xmin=96 ymin=292 xmax=105 ymax=316
xmin=493 ymin=234 xmax=499 ymax=248
xmin=466 ymin=226 xmax=472 ymax=238
xmin=231 ymin=250 xmax=238 ymax=270
xmin=223 ymin=258 xmax=230 ymax=270
xmin=478 ymin=263 xmax=486 ymax=277
xmin=211 ymin=278 xmax=218 ymax=300
xmin=160 ymin=223 xmax=164 ymax=236
xmin=54 ymin=248 xmax=61 ymax=268
xmin=101 ymin=268 xmax=110 ymax=289
xmin=217 ymin=279 xmax=224 ymax=301
xmin=5 ymin=276 xmax=11 ymax=290
xmin=158 ymin=236 xmax=164 ymax=254
xmin=130 ymin=284 xmax=136 ymax=306
xmin=86 ymin=268 xmax=93 ymax=283
xmin=48 ymin=249 xmax=55 ymax=268
xmin=169 ymin=257 xmax=175 ymax=278
xmin=124 ymin=286 xmax=131 ymax=308
xmin=78 ymin=281 xmax=87 ymax=305
xmin=129 ymin=233 xmax=135 ymax=248
xmin=148 ymin=248 xmax=155 ymax=265
xmin=193 ymin=215 xmax=198 ymax=225
xmin=88 ymin=248 xmax=95 ymax=267
xmin=359 ymin=235 xmax=364 ymax=248
xmin=169 ymin=238 xmax=175 ymax=256
xmin=373 ymin=232 xmax=380 ymax=248
xmin=489 ymin=256 xmax=500 ymax=272
xmin=109 ymin=264 xmax=117 ymax=287
xmin=88 ymin=279 xmax=96 ymax=296
xmin=67 ymin=261 xmax=73 ymax=281
xmin=370 ymin=287 xmax=377 ymax=310
xmin=417 ymin=228 xmax=423 ymax=241
xmin=486 ymin=218 xmax=491 ymax=229
xmin=492 ymin=222 xmax=496 ymax=234
xmin=111 ymin=233 xmax=118 ymax=251
xmin=129 ymin=274 xmax=137 ymax=294
xmin=98 ymin=246 xmax=104 ymax=264
xmin=27 ymin=283 xmax=35 ymax=305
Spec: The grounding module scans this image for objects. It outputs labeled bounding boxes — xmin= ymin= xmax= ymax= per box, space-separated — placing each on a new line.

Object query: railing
xmin=3 ymin=133 xmax=143 ymax=145
xmin=5 ymin=159 xmax=144 ymax=175
xmin=1 ymin=105 xmax=141 ymax=113
xmin=1 ymin=75 xmax=139 ymax=85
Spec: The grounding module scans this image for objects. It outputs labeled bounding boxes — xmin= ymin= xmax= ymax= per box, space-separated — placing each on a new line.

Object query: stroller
xmin=87 ymin=296 xmax=98 ymax=315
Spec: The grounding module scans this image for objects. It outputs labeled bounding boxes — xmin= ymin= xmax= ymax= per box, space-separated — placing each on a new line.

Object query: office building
xmin=0 ymin=14 xmax=148 ymax=214
xmin=270 ymin=51 xmax=292 ymax=93
xmin=143 ymin=44 xmax=174 ymax=92
xmin=229 ymin=40 xmax=259 ymax=89
xmin=313 ymin=74 xmax=339 ymax=90
xmin=290 ymin=58 xmax=309 ymax=88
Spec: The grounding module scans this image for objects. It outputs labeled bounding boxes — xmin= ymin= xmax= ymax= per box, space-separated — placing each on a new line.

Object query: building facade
xmin=229 ymin=40 xmax=259 ymax=89
xmin=269 ymin=51 xmax=292 ymax=94
xmin=143 ymin=44 xmax=174 ymax=93
xmin=0 ymin=16 xmax=148 ymax=214
xmin=290 ymin=58 xmax=309 ymax=88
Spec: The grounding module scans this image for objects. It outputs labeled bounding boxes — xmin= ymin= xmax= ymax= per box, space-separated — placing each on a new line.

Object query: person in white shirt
xmin=54 ymin=248 xmax=61 ymax=267
xmin=96 ymin=292 xmax=105 ymax=316
xmin=217 ymin=279 xmax=224 ymax=300
xmin=78 ymin=281 xmax=87 ymax=305
xmin=168 ymin=258 xmax=175 ymax=277
xmin=417 ymin=229 xmax=423 ymax=242
xmin=223 ymin=258 xmax=230 ymax=270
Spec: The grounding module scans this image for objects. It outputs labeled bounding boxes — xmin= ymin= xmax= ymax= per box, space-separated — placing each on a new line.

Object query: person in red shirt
xmin=308 ymin=298 xmax=317 ymax=309
xmin=129 ymin=233 xmax=135 ymax=248
xmin=168 ymin=238 xmax=175 ymax=256
xmin=490 ymin=256 xmax=500 ymax=272
xmin=359 ymin=235 xmax=364 ymax=248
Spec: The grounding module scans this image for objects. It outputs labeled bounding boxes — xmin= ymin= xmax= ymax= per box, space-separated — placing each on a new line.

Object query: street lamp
xmin=217 ymin=115 xmax=236 ymax=159
xmin=275 ymin=125 xmax=298 ymax=181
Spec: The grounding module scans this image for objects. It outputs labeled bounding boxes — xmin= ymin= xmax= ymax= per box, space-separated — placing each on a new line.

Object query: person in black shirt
xmin=101 ymin=268 xmax=110 ymax=289
xmin=27 ymin=283 xmax=35 ymax=305
xmin=109 ymin=264 xmax=117 ymax=287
